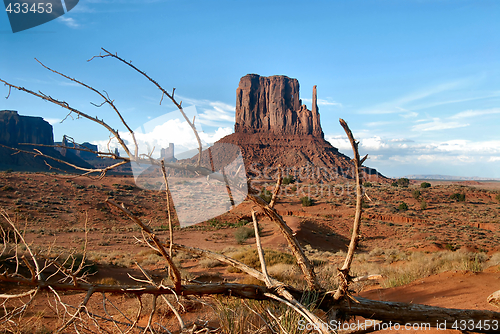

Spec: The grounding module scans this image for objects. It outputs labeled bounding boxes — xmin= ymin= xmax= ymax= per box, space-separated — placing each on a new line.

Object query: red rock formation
xmin=235 ymin=74 xmax=323 ymax=138
xmin=0 ymin=110 xmax=53 ymax=146
xmin=205 ymin=74 xmax=388 ymax=182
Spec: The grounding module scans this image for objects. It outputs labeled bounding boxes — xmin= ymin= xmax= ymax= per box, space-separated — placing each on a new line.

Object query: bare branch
xmin=0 ymin=78 xmax=133 ymax=159
xmin=34 ymin=58 xmax=139 ymax=159
xmin=268 ymin=167 xmax=282 ymax=208
xmin=54 ymin=287 xmax=95 ymax=334
xmin=160 ymin=160 xmax=174 ymax=260
xmin=135 ymin=263 xmax=185 ymax=330
xmin=249 ymin=194 xmax=320 ymax=290
xmin=0 ymin=143 xmax=129 ymax=179
xmin=251 ymin=210 xmax=272 ymax=288
xmin=333 ymin=118 xmax=365 ymax=301
xmin=89 ymin=48 xmax=203 ymax=166
xmin=105 ymin=199 xmax=182 ymax=292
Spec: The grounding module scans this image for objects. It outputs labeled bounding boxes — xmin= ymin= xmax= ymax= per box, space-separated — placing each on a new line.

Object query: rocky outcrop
xmin=235 ymin=74 xmax=323 ymax=138
xmin=211 ymin=74 xmax=388 ymax=182
xmin=0 ymin=110 xmax=100 ymax=173
xmin=0 ymin=110 xmax=53 ymax=146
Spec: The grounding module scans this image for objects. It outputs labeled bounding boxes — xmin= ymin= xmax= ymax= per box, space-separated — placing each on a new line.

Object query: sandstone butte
xmin=213 ymin=74 xmax=386 ymax=182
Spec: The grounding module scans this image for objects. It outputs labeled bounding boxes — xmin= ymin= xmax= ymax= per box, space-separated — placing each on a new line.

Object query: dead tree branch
xmin=105 ymin=199 xmax=182 ymax=293
xmin=249 ymin=193 xmax=320 ymax=290
xmin=333 ymin=118 xmax=365 ymax=301
xmin=34 ymin=58 xmax=139 ymax=160
xmin=88 ymin=48 xmax=203 ymax=166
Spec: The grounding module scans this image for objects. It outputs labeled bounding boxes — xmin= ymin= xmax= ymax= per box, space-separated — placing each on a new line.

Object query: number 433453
xmin=5 ymin=2 xmax=53 ymax=14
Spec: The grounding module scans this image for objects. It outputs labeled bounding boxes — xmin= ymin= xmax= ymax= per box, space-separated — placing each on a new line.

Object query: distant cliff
xmin=0 ymin=110 xmax=53 ymax=146
xmin=0 ymin=110 xmax=98 ymax=173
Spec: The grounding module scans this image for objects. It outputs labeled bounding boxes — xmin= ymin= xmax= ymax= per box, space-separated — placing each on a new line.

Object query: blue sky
xmin=1 ymin=0 xmax=499 ymax=178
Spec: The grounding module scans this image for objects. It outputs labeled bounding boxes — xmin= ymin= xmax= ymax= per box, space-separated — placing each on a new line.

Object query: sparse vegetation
xmin=380 ymin=251 xmax=488 ymax=288
xmin=420 ymin=200 xmax=428 ymax=210
xmin=398 ymin=202 xmax=409 ymax=211
xmin=397 ymin=177 xmax=410 ymax=188
xmin=227 ymin=248 xmax=296 ymax=271
xmin=234 ymin=226 xmax=255 ymax=244
xmin=300 ymin=196 xmax=314 ymax=207
xmin=363 ymin=181 xmax=372 ymax=187
xmin=1 ymin=185 xmax=14 ymax=191
xmin=282 ymin=175 xmax=295 ymax=185
xmin=412 ymin=189 xmax=421 ymax=199
xmin=260 ymin=187 xmax=272 ymax=203
xmin=450 ymin=193 xmax=466 ymax=202
xmin=421 ymin=182 xmax=431 ymax=188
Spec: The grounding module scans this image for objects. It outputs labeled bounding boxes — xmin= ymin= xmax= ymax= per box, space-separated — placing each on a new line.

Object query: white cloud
xmin=199 ymin=127 xmax=233 ymax=144
xmin=399 ymin=111 xmax=418 ymax=118
xmin=93 ymin=115 xmax=232 ymax=159
xmin=180 ymin=96 xmax=235 ymax=127
xmin=411 ymin=118 xmax=469 ymax=132
xmin=58 ymin=17 xmax=79 ymax=28
xmin=325 ymin=135 xmax=351 ymax=151
xmin=360 ymin=136 xmax=388 ymax=151
xmin=302 ymin=98 xmax=342 ymax=107
xmin=449 ymin=108 xmax=500 ymax=119
xmin=358 ymin=78 xmax=468 ymax=115
xmin=389 ymin=138 xmax=414 ymax=143
xmin=365 ymin=121 xmax=395 ymax=127
xmin=409 ymin=92 xmax=500 ymax=111
xmin=44 ymin=118 xmax=62 ymax=125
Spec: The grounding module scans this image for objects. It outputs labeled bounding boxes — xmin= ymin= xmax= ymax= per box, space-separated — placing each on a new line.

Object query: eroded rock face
xmin=235 ymin=74 xmax=323 ymax=138
xmin=0 ymin=110 xmax=53 ymax=146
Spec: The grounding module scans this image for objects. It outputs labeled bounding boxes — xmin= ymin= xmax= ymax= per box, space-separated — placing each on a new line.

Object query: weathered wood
xmin=2 ymin=274 xmax=500 ymax=333
xmin=249 ymin=193 xmax=320 ymax=290
xmin=487 ymin=290 xmax=500 ymax=308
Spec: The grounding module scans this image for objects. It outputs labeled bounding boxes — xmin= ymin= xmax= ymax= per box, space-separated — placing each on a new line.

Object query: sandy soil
xmin=1 ymin=172 xmax=500 ymax=332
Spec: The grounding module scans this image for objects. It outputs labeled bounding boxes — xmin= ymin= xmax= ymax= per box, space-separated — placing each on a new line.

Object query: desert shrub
xmin=412 ymin=189 xmax=421 ymax=199
xmin=369 ymin=247 xmax=385 ymax=257
xmin=363 ymin=182 xmax=372 ymax=187
xmin=1 ymin=185 xmax=14 ymax=191
xmin=420 ymin=182 xmax=431 ymax=188
xmin=397 ymin=178 xmax=410 ymax=187
xmin=450 ymin=193 xmax=466 ymax=202
xmin=4 ymin=168 xmax=13 ymax=173
xmin=391 ymin=181 xmax=398 ymax=187
xmin=211 ymin=294 xmax=319 ymax=334
xmin=300 ymin=196 xmax=314 ymax=207
xmin=290 ymin=185 xmax=297 ymax=192
xmin=282 ymin=175 xmax=295 ymax=185
xmin=199 ymin=258 xmax=222 ymax=268
xmin=420 ymin=200 xmax=427 ymax=210
xmin=361 ymin=201 xmax=370 ymax=209
xmin=398 ymin=202 xmax=408 ymax=211
xmin=234 ymin=226 xmax=255 ymax=244
xmin=495 ymin=193 xmax=500 ymax=203
xmin=260 ymin=187 xmax=272 ymax=203
xmin=381 ymin=251 xmax=488 ymax=288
